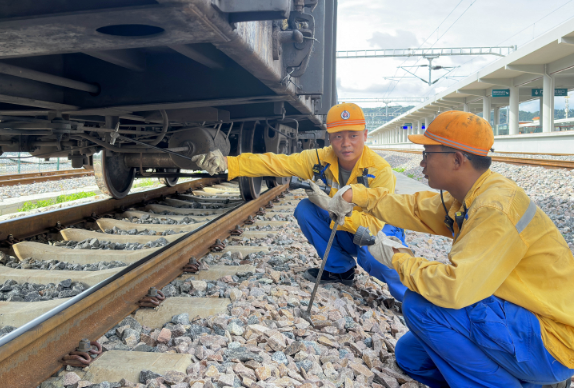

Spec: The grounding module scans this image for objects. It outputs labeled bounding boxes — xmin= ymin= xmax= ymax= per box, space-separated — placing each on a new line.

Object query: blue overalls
xmin=394 ymin=195 xmax=573 ymax=387
xmin=396 ymin=291 xmax=574 ymax=387
xmin=293 ymin=163 xmax=409 ymax=301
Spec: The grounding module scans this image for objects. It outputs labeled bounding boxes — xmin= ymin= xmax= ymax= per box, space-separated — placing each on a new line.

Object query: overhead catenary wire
xmin=383 ymin=0 xmax=478 ymax=97
xmin=431 ymin=0 xmax=574 ymax=96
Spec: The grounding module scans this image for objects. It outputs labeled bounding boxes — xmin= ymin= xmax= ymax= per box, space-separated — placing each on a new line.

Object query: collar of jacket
xmin=461 ymin=169 xmax=494 ymax=210
xmin=445 ymin=169 xmax=493 ymax=224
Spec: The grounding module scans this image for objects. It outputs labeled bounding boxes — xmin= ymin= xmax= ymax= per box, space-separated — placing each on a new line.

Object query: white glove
xmin=368 ymin=231 xmax=413 ymax=268
xmin=191 ymin=149 xmax=226 ymax=175
xmin=305 ymin=180 xmax=331 ymax=210
xmin=328 ymin=185 xmax=355 ymax=225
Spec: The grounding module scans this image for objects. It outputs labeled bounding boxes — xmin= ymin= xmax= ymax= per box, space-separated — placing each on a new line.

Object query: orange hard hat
xmin=326 ymin=102 xmax=366 ymax=133
xmin=408 ymin=111 xmax=494 ymax=156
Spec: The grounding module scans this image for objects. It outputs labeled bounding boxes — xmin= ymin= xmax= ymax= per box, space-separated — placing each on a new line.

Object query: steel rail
xmin=0 ymin=177 xmax=218 ymax=241
xmin=0 ymin=180 xmax=287 ymax=387
xmin=0 ymin=169 xmax=94 ymax=186
xmin=371 ymin=148 xmax=574 ymax=170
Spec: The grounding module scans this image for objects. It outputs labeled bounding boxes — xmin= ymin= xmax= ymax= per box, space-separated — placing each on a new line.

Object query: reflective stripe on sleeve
xmin=516 ymin=200 xmax=537 ymax=234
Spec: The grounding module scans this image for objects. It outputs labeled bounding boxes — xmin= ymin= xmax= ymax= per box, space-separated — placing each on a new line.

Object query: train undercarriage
xmin=0 ymin=0 xmax=337 ymax=199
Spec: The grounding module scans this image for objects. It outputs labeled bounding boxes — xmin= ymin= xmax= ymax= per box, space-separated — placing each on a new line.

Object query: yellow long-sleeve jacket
xmin=227 ymin=146 xmax=395 ymax=234
xmin=352 ymin=169 xmax=574 ymax=368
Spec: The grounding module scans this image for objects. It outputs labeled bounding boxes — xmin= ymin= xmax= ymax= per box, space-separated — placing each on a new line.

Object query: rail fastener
xmin=182 ymin=257 xmax=200 ymax=273
xmin=210 ymin=239 xmax=226 ymax=252
xmin=230 ymin=225 xmax=244 ymax=236
xmin=61 ymin=339 xmax=102 ymax=367
xmin=137 ymin=287 xmax=166 ymax=308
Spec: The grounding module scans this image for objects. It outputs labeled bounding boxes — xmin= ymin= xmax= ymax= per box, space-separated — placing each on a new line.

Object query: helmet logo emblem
xmin=341 ymin=110 xmax=350 ymax=120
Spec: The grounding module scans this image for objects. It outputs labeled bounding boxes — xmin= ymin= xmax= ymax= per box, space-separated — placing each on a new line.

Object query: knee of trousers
xmin=294 ymin=198 xmax=319 ymax=223
xmin=402 ymin=290 xmax=435 ymax=327
xmin=395 ymin=333 xmax=419 ymax=372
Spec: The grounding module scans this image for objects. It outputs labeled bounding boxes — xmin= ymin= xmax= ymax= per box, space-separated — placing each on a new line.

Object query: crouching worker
xmin=191 ymin=102 xmax=408 ymax=300
xmin=323 ymin=110 xmax=574 ymax=387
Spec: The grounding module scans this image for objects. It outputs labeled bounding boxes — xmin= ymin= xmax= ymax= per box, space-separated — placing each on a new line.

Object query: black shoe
xmin=303 ymin=266 xmax=355 ymax=286
xmin=543 ymin=379 xmax=572 ymax=388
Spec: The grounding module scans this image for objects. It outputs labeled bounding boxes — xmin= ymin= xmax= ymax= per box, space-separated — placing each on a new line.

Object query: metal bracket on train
xmin=212 ymin=0 xmax=292 ymax=23
xmin=137 ymin=287 xmax=166 ymax=308
xmin=274 ymin=11 xmax=316 ymax=77
xmin=244 ymin=215 xmax=256 ymax=225
xmin=255 ymin=207 xmax=266 ymax=216
xmin=210 ymin=239 xmax=226 ymax=252
xmin=61 ymin=339 xmax=102 ymax=367
xmin=265 ymin=201 xmax=274 ymax=209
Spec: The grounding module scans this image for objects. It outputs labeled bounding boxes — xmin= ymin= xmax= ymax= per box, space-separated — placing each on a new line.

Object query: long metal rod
xmin=0 ymin=62 xmax=99 ymax=93
xmin=136 ymin=172 xmax=228 ymax=179
xmin=306 ymin=223 xmax=338 ymax=316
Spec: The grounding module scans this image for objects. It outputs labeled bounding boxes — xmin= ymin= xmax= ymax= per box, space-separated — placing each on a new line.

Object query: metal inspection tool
xmin=300 ymin=216 xmax=339 ymax=325
xmin=289 ymin=176 xmax=331 ymax=194
xmin=353 ymin=225 xmax=377 ymax=246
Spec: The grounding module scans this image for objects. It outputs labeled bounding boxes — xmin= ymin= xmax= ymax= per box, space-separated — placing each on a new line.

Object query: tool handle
xmin=289 ymin=176 xmax=330 ymax=194
xmin=306 ymin=220 xmax=338 ymax=315
xmin=353 ymin=226 xmax=377 ymax=246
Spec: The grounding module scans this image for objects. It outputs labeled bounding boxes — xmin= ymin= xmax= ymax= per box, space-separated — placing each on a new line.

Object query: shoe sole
xmin=302 ymin=270 xmax=354 ymax=286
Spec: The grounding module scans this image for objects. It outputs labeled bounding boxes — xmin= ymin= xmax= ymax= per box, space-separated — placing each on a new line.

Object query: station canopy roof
xmin=371 ymin=19 xmax=574 ymax=134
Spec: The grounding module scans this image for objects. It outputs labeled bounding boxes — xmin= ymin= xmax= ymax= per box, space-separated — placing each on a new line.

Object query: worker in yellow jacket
xmin=321 ymin=110 xmax=574 ymax=387
xmin=192 ymin=103 xmax=408 ymax=299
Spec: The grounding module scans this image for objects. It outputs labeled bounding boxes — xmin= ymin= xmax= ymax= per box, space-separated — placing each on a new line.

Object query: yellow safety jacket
xmin=351 ymin=169 xmax=574 ymax=368
xmin=227 ymin=146 xmax=396 ymax=234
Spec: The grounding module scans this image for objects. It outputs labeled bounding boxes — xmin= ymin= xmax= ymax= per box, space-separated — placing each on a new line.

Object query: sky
xmin=336 ymin=0 xmax=574 ymax=112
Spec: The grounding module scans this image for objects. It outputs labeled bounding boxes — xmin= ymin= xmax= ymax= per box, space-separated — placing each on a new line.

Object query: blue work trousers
xmin=396 ymin=290 xmax=574 ymax=388
xmin=294 ymin=198 xmax=408 ymax=301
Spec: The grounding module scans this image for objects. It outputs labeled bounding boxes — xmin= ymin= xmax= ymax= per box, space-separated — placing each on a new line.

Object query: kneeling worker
xmin=323 ymin=111 xmax=574 ymax=387
xmin=192 ymin=102 xmax=407 ymax=300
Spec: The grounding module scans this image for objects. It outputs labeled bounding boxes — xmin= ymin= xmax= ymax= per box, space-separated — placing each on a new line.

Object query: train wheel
xmin=94 ymin=150 xmax=135 ymax=199
xmin=157 ymin=168 xmax=180 ymax=187
xmin=238 ymin=122 xmax=264 ymax=201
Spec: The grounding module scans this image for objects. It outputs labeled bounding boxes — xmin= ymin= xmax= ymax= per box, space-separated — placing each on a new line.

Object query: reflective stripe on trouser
xmin=294 ymin=199 xmax=408 ymax=301
xmin=396 ymin=290 xmax=574 ymax=388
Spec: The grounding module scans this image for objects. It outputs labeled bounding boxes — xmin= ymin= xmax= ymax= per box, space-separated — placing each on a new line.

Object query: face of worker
xmin=420 ymin=145 xmax=452 ymax=189
xmin=329 ymin=129 xmax=367 ymax=166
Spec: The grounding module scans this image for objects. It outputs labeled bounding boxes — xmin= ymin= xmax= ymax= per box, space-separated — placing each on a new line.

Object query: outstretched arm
xmin=337 ymin=184 xmax=453 ymax=237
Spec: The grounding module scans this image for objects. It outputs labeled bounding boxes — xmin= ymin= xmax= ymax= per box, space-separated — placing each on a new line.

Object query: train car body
xmin=0 ymin=0 xmax=337 ymax=199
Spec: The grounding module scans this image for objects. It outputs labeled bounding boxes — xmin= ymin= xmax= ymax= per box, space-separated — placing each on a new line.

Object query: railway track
xmin=0 ymin=169 xmax=94 ymax=187
xmin=370 ymin=148 xmax=574 ymax=170
xmin=0 ymin=178 xmax=298 ymax=387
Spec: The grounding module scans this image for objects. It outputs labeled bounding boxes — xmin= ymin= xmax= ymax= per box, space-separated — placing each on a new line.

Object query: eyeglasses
xmin=422 ymin=151 xmax=473 ymax=161
xmin=422 ymin=151 xmax=455 ymax=161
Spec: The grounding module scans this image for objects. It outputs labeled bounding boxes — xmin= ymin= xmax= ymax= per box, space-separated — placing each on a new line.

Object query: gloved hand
xmin=191 ymin=149 xmax=226 ymax=175
xmin=328 ymin=185 xmax=355 ymax=225
xmin=368 ymin=231 xmax=413 ymax=268
xmin=305 ymin=179 xmax=331 ymax=210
